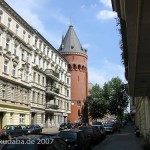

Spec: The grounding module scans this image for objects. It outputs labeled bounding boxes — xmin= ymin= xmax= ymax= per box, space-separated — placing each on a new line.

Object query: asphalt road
xmin=92 ymin=123 xmax=145 ymax=150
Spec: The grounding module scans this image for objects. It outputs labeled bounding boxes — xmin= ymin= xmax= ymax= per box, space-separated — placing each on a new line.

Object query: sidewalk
xmin=93 ymin=122 xmax=147 ymax=150
xmin=42 ymin=127 xmax=59 ymax=134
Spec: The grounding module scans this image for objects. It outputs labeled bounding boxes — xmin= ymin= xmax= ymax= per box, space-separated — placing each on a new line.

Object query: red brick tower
xmin=59 ymin=25 xmax=88 ymax=123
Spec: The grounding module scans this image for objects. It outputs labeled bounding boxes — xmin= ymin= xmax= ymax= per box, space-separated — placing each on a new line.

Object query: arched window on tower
xmin=78 ymin=109 xmax=81 ymax=117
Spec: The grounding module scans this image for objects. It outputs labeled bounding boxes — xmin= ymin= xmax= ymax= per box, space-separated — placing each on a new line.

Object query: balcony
xmin=46 ymin=104 xmax=59 ymax=110
xmin=46 ymin=86 xmax=59 ymax=95
xmin=45 ymin=69 xmax=59 ymax=81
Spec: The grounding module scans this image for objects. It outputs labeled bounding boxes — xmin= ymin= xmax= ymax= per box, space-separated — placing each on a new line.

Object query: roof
xmin=59 ymin=25 xmax=87 ymax=54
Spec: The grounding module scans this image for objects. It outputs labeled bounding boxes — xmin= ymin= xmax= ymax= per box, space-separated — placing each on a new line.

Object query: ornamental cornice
xmin=60 ymin=51 xmax=88 ymax=58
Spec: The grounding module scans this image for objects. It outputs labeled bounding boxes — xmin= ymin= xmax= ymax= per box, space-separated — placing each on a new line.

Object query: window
xmin=43 ymin=45 xmax=46 ymax=54
xmin=14 ymin=44 xmax=17 ymax=55
xmin=33 ymin=72 xmax=36 ymax=82
xmin=6 ymin=38 xmax=10 ymax=50
xmin=42 ymin=77 xmax=45 ymax=86
xmin=12 ymin=65 xmax=16 ymax=77
xmin=34 ymin=54 xmax=36 ymax=64
xmin=39 ymin=42 xmax=42 ymax=50
xmin=43 ymin=61 xmax=45 ymax=69
xmin=0 ymin=10 xmax=3 ymax=22
xmin=2 ymin=84 xmax=6 ymax=99
xmin=39 ymin=58 xmax=41 ymax=67
xmin=27 ymin=53 xmax=29 ymax=63
xmin=11 ymin=87 xmax=14 ymax=100
xmin=20 ymin=89 xmax=23 ymax=102
xmin=22 ymin=50 xmax=24 ymax=60
xmin=4 ymin=60 xmax=8 ymax=73
xmin=55 ymin=55 xmax=57 ymax=63
xmin=10 ymin=113 xmax=13 ymax=124
xmin=28 ymin=35 xmax=30 ymax=44
xmin=38 ymin=74 xmax=40 ymax=84
xmin=47 ymin=49 xmax=49 ymax=56
xmin=19 ymin=114 xmax=25 ymax=124
xmin=24 ymin=91 xmax=27 ymax=102
xmin=32 ymin=91 xmax=35 ymax=102
xmin=8 ymin=18 xmax=11 ymax=29
xmin=78 ymin=109 xmax=81 ymax=116
xmin=51 ymin=52 xmax=53 ymax=59
xmin=67 ymin=78 xmax=69 ymax=84
xmin=16 ymin=24 xmax=19 ymax=35
xmin=67 ymin=90 xmax=69 ymax=97
xmin=35 ymin=38 xmax=37 ymax=47
xmin=23 ymin=30 xmax=26 ymax=41
xmin=37 ymin=93 xmax=40 ymax=103
xmin=77 ymin=100 xmax=81 ymax=106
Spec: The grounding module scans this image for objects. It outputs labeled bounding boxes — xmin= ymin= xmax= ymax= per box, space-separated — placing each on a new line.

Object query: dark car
xmin=58 ymin=129 xmax=91 ymax=150
xmin=59 ymin=123 xmax=72 ymax=131
xmin=1 ymin=125 xmax=24 ymax=139
xmin=78 ymin=126 xmax=102 ymax=144
xmin=92 ymin=125 xmax=106 ymax=138
xmin=1 ymin=134 xmax=68 ymax=150
xmin=26 ymin=125 xmax=42 ymax=134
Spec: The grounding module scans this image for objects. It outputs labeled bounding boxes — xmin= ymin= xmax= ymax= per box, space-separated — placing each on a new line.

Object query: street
xmin=92 ymin=123 xmax=145 ymax=150
xmin=0 ymin=123 xmax=146 ymax=150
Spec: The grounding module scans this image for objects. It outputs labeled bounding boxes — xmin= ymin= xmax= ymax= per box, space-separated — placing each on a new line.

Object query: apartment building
xmin=0 ymin=0 xmax=71 ymax=129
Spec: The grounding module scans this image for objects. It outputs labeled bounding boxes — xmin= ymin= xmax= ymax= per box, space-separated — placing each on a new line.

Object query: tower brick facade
xmin=59 ymin=26 xmax=88 ymax=123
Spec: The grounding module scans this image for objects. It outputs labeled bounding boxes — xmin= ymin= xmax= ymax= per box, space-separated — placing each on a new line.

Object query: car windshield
xmin=59 ymin=132 xmax=77 ymax=139
xmin=3 ymin=144 xmax=35 ymax=150
xmin=26 ymin=125 xmax=33 ymax=129
xmin=104 ymin=124 xmax=113 ymax=127
xmin=3 ymin=126 xmax=14 ymax=130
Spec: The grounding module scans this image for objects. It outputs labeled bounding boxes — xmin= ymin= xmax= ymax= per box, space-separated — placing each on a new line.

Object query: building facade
xmin=111 ymin=0 xmax=150 ymax=137
xmin=0 ymin=0 xmax=71 ymax=129
xmin=59 ymin=25 xmax=88 ymax=123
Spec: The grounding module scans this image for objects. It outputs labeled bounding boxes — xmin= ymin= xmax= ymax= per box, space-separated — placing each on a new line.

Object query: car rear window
xmin=78 ymin=127 xmax=93 ymax=133
xmin=104 ymin=124 xmax=113 ymax=127
xmin=59 ymin=132 xmax=77 ymax=139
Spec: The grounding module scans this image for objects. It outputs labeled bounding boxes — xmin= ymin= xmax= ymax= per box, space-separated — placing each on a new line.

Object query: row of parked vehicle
xmin=0 ymin=124 xmax=42 ymax=140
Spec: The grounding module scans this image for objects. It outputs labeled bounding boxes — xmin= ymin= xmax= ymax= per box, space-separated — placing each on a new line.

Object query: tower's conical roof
xmin=59 ymin=25 xmax=87 ymax=54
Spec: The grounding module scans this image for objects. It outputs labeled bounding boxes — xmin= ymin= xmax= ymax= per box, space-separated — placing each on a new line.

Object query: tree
xmin=87 ymin=84 xmax=108 ymax=119
xmin=103 ymin=77 xmax=129 ymax=120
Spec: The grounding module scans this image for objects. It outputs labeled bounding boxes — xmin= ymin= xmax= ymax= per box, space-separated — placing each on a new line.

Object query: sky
xmin=5 ymin=0 xmax=126 ymax=87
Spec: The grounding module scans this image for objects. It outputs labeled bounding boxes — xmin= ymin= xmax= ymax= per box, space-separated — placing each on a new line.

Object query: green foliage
xmin=103 ymin=77 xmax=129 ymax=118
xmin=87 ymin=84 xmax=108 ymax=119
xmin=86 ymin=77 xmax=129 ymax=120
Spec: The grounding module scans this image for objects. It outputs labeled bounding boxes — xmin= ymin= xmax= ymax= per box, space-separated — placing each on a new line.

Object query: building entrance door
xmin=31 ymin=113 xmax=37 ymax=124
xmin=0 ymin=112 xmax=3 ymax=131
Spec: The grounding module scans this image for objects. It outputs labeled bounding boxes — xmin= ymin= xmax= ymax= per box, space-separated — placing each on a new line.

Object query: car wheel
xmin=8 ymin=134 xmax=12 ymax=140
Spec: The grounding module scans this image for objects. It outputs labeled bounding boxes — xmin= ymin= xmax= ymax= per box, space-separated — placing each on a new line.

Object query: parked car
xmin=103 ymin=123 xmax=115 ymax=133
xmin=92 ymin=125 xmax=106 ymax=138
xmin=59 ymin=123 xmax=72 ymax=131
xmin=58 ymin=129 xmax=91 ymax=150
xmin=1 ymin=125 xmax=24 ymax=139
xmin=78 ymin=126 xmax=102 ymax=144
xmin=2 ymin=134 xmax=68 ymax=150
xmin=26 ymin=124 xmax=42 ymax=134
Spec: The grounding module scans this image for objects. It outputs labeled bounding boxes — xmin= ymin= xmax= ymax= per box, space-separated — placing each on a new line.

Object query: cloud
xmin=88 ymin=58 xmax=126 ymax=87
xmin=96 ymin=10 xmax=117 ymax=20
xmin=99 ymin=0 xmax=112 ymax=8
xmin=5 ymin=0 xmax=65 ymax=47
xmin=82 ymin=44 xmax=90 ymax=49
